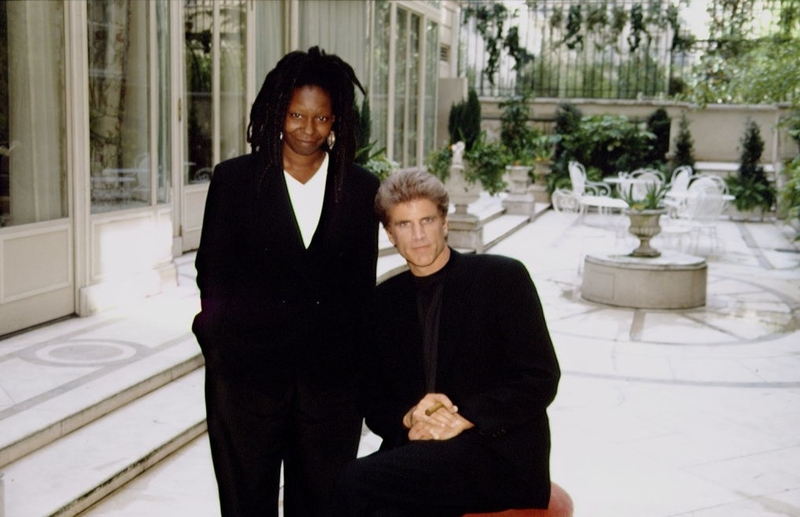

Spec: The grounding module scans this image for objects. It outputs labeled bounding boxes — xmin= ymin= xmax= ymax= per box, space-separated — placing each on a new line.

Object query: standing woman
xmin=192 ymin=47 xmax=379 ymax=517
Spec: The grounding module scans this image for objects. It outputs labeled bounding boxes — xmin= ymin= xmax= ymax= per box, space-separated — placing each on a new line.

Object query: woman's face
xmin=282 ymin=85 xmax=335 ymax=158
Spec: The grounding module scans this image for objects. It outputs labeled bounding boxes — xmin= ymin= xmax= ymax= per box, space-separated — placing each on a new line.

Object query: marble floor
xmin=7 ymin=207 xmax=800 ymax=517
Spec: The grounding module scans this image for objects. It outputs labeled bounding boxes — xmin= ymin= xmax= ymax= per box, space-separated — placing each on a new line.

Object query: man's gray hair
xmin=374 ymin=169 xmax=450 ymax=227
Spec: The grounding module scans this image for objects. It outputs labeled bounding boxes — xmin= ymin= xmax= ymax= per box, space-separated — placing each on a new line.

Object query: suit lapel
xmin=256 ymin=165 xmax=306 ymax=259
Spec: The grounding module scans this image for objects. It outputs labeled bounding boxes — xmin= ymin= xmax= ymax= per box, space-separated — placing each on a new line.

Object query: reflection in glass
xmin=156 ymin=0 xmax=171 ymax=204
xmin=219 ymin=0 xmax=246 ymax=163
xmin=424 ymin=19 xmax=439 ymax=160
xmin=184 ymin=0 xmax=213 ymax=184
xmin=1 ymin=1 xmax=67 ymax=227
xmin=88 ymin=0 xmax=151 ymax=213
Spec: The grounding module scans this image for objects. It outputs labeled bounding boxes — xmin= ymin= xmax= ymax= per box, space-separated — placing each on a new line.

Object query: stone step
xmin=0 ymin=337 xmax=202 ymax=471
xmin=2 ymin=368 xmax=206 ymax=517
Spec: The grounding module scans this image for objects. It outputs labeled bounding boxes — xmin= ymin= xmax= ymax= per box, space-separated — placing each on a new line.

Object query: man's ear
xmin=385 ymin=227 xmax=397 ymax=247
xmin=443 ymin=217 xmax=449 ymax=237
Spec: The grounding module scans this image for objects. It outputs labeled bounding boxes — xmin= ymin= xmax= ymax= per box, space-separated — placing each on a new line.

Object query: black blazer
xmin=192 ymin=153 xmax=379 ymax=392
xmin=364 ymin=249 xmax=560 ymax=504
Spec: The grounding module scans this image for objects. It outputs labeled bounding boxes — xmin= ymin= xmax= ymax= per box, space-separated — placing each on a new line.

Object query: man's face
xmin=385 ymin=198 xmax=450 ymax=277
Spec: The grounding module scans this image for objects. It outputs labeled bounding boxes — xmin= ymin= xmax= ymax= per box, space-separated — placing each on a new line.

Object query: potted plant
xmin=726 ymin=119 xmax=775 ymax=221
xmin=425 ymin=136 xmax=507 ymax=196
xmin=619 ymin=180 xmax=670 ymax=257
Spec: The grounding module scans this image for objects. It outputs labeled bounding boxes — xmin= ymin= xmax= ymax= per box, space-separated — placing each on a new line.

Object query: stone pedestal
xmin=448 ymin=212 xmax=484 ymax=253
xmin=445 ymin=161 xmax=484 ymax=253
xmin=581 ymin=251 xmax=707 ymax=309
xmin=532 ymin=160 xmax=552 ymax=204
xmin=503 ymin=165 xmax=535 ymax=216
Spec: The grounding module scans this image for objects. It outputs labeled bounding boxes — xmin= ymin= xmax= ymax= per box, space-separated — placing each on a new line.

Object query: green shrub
xmin=671 ymin=114 xmax=696 ymax=171
xmin=726 ymin=119 xmax=776 ymax=213
xmin=646 ymin=108 xmax=671 ymax=165
xmin=448 ymin=88 xmax=481 ymax=151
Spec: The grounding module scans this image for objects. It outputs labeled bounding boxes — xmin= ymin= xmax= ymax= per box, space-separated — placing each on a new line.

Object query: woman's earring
xmin=279 ymin=131 xmax=283 ymax=141
xmin=327 ymin=131 xmax=336 ymax=150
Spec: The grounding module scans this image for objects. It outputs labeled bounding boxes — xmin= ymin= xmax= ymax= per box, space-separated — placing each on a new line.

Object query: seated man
xmin=329 ymin=169 xmax=561 ymax=517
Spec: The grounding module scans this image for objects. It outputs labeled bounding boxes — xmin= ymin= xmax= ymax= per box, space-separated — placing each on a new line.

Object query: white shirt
xmin=284 ymin=153 xmax=328 ymax=248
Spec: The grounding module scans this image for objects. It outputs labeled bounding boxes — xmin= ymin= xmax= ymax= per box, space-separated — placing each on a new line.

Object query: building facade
xmin=0 ymin=0 xmax=458 ymax=336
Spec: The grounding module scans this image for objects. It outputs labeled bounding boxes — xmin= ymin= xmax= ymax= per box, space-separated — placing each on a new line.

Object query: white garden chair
xmin=566 ymin=161 xmax=628 ymax=219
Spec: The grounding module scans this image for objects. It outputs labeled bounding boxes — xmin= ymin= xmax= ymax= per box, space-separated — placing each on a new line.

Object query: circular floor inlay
xmin=35 ymin=341 xmax=138 ymax=365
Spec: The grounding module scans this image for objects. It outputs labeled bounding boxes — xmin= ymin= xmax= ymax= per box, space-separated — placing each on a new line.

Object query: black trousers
xmin=327 ymin=431 xmax=538 ymax=517
xmin=204 ymin=367 xmax=362 ymax=517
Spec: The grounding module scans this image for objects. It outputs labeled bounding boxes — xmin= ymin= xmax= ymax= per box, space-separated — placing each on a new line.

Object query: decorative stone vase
xmin=505 ymin=165 xmax=532 ymax=194
xmin=533 ymin=159 xmax=552 ymax=186
xmin=625 ymin=208 xmax=667 ymax=258
xmin=532 ymin=159 xmax=552 ymax=204
xmin=445 ymin=164 xmax=481 ymax=215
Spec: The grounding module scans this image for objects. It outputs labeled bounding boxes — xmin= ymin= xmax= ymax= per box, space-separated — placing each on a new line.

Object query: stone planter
xmin=505 ymin=165 xmax=532 ymax=194
xmin=626 ymin=208 xmax=667 ymax=258
xmin=502 ymin=165 xmax=536 ymax=216
xmin=532 ymin=160 xmax=552 ymax=204
xmin=445 ymin=165 xmax=481 ymax=215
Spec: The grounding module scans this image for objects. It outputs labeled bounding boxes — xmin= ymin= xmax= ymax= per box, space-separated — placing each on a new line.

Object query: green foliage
xmin=425 ymin=133 xmax=508 ymax=195
xmin=785 ymin=109 xmax=800 ymax=151
xmin=549 ymin=108 xmax=662 ymax=194
xmin=563 ymin=5 xmax=584 ymax=50
xmin=562 ymin=115 xmax=659 ymax=176
xmin=645 ymin=108 xmax=671 ymax=165
xmin=355 ymin=96 xmax=382 ymax=165
xmin=462 ymin=3 xmax=528 ymax=87
xmin=425 ymin=144 xmax=453 ymax=182
xmin=671 ymin=114 xmax=696 ymax=171
xmin=365 ymin=154 xmax=399 ymax=181
xmin=499 ymin=92 xmax=536 ymax=164
xmin=726 ymin=119 xmax=776 ymax=212
xmin=554 ymin=102 xmax=582 ymax=136
xmin=619 ymin=180 xmax=670 ymax=211
xmin=780 ymin=155 xmax=800 ymax=235
xmin=685 ymin=0 xmax=800 ymax=105
xmin=464 ymin=134 xmax=509 ymax=195
xmin=448 ymin=88 xmax=482 ymax=151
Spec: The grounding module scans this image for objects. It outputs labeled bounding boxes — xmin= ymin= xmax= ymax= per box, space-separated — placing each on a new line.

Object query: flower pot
xmin=533 ymin=159 xmax=552 ymax=186
xmin=446 ymin=165 xmax=481 ymax=215
xmin=504 ymin=165 xmax=532 ymax=195
xmin=625 ymin=208 xmax=667 ymax=258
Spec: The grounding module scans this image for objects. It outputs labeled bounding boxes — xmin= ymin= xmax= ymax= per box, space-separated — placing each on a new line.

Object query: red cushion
xmin=462 ymin=482 xmax=573 ymax=517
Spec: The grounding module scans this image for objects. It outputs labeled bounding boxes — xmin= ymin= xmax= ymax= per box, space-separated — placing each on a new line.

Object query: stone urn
xmin=504 ymin=164 xmax=532 ymax=195
xmin=531 ymin=159 xmax=552 ymax=203
xmin=445 ymin=164 xmax=481 ymax=215
xmin=625 ymin=208 xmax=667 ymax=258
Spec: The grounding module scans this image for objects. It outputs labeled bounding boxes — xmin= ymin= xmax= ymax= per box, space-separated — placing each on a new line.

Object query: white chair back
xmin=688 ymin=174 xmax=727 ymax=196
xmin=668 ymin=166 xmax=693 ymax=195
xmin=568 ymin=161 xmax=587 ymax=196
xmin=685 ymin=174 xmax=728 ymax=223
xmin=621 ymin=168 xmax=664 ymax=202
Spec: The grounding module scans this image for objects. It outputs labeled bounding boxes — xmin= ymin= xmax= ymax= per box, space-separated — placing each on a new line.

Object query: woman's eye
xmin=290 ymin=113 xmax=302 ymax=119
xmin=317 ymin=116 xmax=329 ymax=122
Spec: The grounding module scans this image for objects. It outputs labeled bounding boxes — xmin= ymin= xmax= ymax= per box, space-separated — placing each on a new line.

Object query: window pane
xmin=393 ymin=9 xmax=407 ymax=164
xmin=407 ymin=13 xmax=420 ymax=166
xmin=1 ymin=1 xmax=67 ymax=227
xmin=88 ymin=0 xmax=151 ymax=213
xmin=371 ymin=0 xmax=390 ymax=157
xmin=219 ymin=0 xmax=246 ymax=162
xmin=423 ymin=19 xmax=438 ymax=160
xmin=184 ymin=0 xmax=213 ymax=184
xmin=156 ymin=0 xmax=170 ymax=204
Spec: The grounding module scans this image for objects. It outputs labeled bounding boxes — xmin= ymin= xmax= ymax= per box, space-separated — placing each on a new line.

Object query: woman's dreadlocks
xmin=247 ymin=46 xmax=365 ymax=202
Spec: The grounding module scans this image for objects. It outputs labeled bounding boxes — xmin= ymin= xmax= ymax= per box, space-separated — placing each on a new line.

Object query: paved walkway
xmin=3 ymin=206 xmax=800 ymax=517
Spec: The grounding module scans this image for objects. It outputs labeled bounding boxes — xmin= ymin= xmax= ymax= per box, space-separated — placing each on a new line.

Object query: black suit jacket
xmin=364 ymin=249 xmax=560 ymax=505
xmin=192 ymin=153 xmax=379 ymax=392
